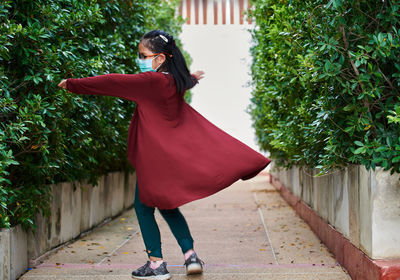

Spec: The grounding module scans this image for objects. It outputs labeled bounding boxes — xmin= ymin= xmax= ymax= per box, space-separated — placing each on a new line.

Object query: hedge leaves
xmin=0 ymin=0 xmax=187 ymax=229
xmin=249 ymin=0 xmax=400 ymax=178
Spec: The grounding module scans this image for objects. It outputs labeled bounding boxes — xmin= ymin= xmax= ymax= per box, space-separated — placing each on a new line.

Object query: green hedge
xmin=248 ymin=0 xmax=400 ymax=177
xmin=0 ymin=0 xmax=190 ymax=230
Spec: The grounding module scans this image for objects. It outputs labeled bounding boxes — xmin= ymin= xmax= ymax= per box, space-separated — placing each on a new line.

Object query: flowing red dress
xmin=66 ymin=71 xmax=271 ymax=209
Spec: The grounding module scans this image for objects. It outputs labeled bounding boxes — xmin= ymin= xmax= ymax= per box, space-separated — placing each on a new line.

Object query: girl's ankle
xmin=149 ymin=255 xmax=163 ymax=262
xmin=184 ymin=249 xmax=195 ymax=260
xmin=149 ymin=259 xmax=164 ymax=269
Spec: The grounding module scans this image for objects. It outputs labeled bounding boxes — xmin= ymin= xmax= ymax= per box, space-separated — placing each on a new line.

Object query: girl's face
xmin=138 ymin=42 xmax=166 ymax=71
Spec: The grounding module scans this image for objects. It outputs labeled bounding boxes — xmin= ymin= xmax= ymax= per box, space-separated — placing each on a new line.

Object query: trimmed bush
xmin=248 ymin=0 xmax=400 ymax=178
xmin=0 ymin=0 xmax=189 ymax=229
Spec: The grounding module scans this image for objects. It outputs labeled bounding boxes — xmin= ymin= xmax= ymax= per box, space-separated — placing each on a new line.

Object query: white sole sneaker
xmin=131 ymin=273 xmax=171 ymax=280
xmin=186 ymin=263 xmax=203 ymax=275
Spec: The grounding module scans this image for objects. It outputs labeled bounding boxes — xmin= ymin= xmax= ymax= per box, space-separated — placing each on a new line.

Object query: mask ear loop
xmin=154 ymin=52 xmax=174 ymax=71
xmin=153 ymin=54 xmax=166 ymax=72
xmin=152 ymin=54 xmax=161 ymax=71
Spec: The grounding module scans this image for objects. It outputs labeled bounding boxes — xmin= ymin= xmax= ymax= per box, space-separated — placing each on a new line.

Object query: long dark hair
xmin=140 ymin=30 xmax=197 ymax=96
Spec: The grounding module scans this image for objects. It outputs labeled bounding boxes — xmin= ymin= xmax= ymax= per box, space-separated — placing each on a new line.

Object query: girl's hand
xmin=192 ymin=70 xmax=205 ymax=80
xmin=58 ymin=79 xmax=67 ymax=89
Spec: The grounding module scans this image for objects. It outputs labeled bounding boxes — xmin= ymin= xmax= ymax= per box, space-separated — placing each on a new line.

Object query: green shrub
xmin=0 ymin=0 xmax=188 ymax=230
xmin=248 ymin=0 xmax=400 ymax=177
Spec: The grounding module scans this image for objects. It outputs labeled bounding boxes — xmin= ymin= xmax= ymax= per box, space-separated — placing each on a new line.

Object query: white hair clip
xmin=159 ymin=34 xmax=168 ymax=43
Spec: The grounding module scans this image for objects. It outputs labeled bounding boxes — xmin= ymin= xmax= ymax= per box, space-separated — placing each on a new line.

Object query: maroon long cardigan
xmin=66 ymin=71 xmax=271 ymax=209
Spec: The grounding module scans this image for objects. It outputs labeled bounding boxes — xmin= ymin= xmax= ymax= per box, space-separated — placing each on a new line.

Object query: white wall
xmin=180 ymin=24 xmax=269 ymax=159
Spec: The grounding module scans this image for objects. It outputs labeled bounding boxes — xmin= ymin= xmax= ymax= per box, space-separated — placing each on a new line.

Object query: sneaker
xmin=131 ymin=260 xmax=171 ymax=280
xmin=183 ymin=252 xmax=205 ymax=275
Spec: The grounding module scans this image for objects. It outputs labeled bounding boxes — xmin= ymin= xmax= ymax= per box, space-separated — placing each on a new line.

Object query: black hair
xmin=140 ymin=29 xmax=197 ymax=96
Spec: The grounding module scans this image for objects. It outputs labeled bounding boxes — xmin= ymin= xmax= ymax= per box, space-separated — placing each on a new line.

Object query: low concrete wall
xmin=270 ymin=163 xmax=400 ymax=260
xmin=0 ymin=228 xmax=11 ymax=280
xmin=0 ymin=170 xmax=136 ymax=280
xmin=0 ymin=224 xmax=29 ymax=280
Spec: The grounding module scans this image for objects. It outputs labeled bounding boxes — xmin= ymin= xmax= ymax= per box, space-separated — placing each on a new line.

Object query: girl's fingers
xmin=58 ymin=79 xmax=67 ymax=89
xmin=193 ymin=71 xmax=205 ymax=80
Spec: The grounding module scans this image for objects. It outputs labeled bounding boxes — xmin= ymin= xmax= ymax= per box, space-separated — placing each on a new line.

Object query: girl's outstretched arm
xmin=57 ymin=72 xmax=155 ymax=103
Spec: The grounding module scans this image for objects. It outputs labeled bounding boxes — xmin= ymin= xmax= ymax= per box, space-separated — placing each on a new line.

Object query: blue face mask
xmin=136 ymin=55 xmax=161 ymax=73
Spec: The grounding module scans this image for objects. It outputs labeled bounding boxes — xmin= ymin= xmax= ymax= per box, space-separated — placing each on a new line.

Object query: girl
xmin=58 ymin=29 xmax=271 ymax=280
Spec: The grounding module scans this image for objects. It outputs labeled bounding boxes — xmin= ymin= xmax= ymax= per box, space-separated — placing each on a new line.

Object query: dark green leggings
xmin=134 ymin=180 xmax=194 ymax=258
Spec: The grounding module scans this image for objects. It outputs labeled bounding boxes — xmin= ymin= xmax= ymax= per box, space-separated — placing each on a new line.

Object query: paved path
xmin=20 ymin=174 xmax=350 ymax=279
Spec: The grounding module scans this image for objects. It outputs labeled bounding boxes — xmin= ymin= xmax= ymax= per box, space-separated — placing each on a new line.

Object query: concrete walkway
xmin=20 ymin=174 xmax=350 ymax=279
